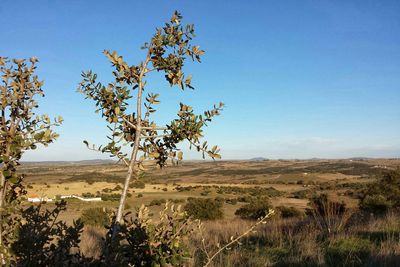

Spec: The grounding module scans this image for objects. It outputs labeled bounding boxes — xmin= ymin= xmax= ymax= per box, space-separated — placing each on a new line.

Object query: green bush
xmin=149 ymin=198 xmax=166 ymax=206
xmin=360 ymin=194 xmax=393 ymax=214
xmin=101 ymin=193 xmax=121 ymax=201
xmin=360 ymin=170 xmax=400 ymax=214
xmin=277 ymin=206 xmax=303 ymax=218
xmin=80 ymin=207 xmax=111 ymax=227
xmin=235 ymin=198 xmax=272 ymax=220
xmin=325 ymin=237 xmax=372 ymax=267
xmin=184 ymin=198 xmax=223 ymax=220
xmin=292 ymin=189 xmax=311 ymax=199
xmin=130 ymin=180 xmax=146 ymax=189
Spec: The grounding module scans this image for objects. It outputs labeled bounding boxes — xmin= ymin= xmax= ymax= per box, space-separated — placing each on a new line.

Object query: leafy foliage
xmin=0 ymin=57 xmax=62 ymax=263
xmin=12 ymin=201 xmax=84 ymax=266
xmin=102 ymin=202 xmax=196 ymax=266
xmin=360 ymin=169 xmax=400 ymax=214
xmin=235 ymin=198 xmax=273 ymax=220
xmin=184 ymin=198 xmax=224 ymax=220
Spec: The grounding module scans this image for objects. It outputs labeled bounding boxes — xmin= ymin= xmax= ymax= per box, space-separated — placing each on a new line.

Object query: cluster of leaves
xmin=359 ymin=169 xmax=400 ymax=215
xmin=184 ymin=198 xmax=224 ymax=220
xmin=12 ymin=201 xmax=84 ymax=266
xmin=102 ymin=203 xmax=196 ymax=266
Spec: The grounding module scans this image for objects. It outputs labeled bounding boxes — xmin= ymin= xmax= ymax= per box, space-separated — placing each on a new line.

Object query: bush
xmin=184 ymin=198 xmax=223 ymax=220
xmin=277 ymin=206 xmax=303 ymax=218
xmin=113 ymin=184 xmax=123 ymax=191
xmin=325 ymin=237 xmax=372 ymax=267
xmin=360 ymin=194 xmax=393 ymax=214
xmin=80 ymin=207 xmax=111 ymax=227
xmin=292 ymin=189 xmax=311 ymax=199
xmin=103 ymin=203 xmax=195 ymax=266
xmin=137 ymin=193 xmax=143 ymax=198
xmin=130 ymin=180 xmax=145 ymax=189
xmin=101 ymin=193 xmax=121 ymax=201
xmin=149 ymin=198 xmax=166 ymax=206
xmin=360 ymin=170 xmax=400 ymax=214
xmin=235 ymin=198 xmax=272 ymax=220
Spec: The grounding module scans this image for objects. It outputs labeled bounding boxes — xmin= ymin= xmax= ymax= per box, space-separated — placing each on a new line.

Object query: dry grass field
xmin=16 ymin=158 xmax=400 ymax=266
xmin=21 ymin=158 xmax=399 ymax=221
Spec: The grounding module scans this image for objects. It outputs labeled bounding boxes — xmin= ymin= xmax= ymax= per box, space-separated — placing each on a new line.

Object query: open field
xmin=18 ymin=158 xmax=400 ymax=266
xmin=21 ymin=158 xmax=400 ymax=222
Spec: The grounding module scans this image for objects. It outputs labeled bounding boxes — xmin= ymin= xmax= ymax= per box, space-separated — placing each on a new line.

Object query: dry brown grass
xmin=80 ymin=226 xmax=106 ymax=259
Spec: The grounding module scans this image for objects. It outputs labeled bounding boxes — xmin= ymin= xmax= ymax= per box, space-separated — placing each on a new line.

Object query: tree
xmin=0 ymin=57 xmax=62 ymax=263
xmin=78 ymin=11 xmax=223 ymax=235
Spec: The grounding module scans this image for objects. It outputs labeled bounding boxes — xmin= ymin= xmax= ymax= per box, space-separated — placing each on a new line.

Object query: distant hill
xmin=249 ymin=157 xmax=269 ymax=161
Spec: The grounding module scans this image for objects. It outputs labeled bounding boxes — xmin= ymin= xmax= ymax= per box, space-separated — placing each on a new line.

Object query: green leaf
xmin=2 ymin=170 xmax=11 ymax=178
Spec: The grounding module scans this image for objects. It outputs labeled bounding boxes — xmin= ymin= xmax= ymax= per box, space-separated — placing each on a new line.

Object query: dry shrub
xmin=309 ymin=194 xmax=354 ymax=237
xmin=80 ymin=226 xmax=106 ymax=259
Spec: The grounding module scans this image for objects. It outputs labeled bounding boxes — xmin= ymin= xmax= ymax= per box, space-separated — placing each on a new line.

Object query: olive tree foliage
xmin=0 ymin=57 xmax=62 ymax=264
xmin=78 ymin=11 xmax=223 ymax=227
xmin=101 ymin=203 xmax=197 ymax=266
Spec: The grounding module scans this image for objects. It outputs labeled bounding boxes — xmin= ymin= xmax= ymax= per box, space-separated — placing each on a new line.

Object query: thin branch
xmin=203 ymin=210 xmax=275 ymax=267
xmin=140 ymin=134 xmax=170 ymax=139
xmin=122 ymin=117 xmax=136 ymax=129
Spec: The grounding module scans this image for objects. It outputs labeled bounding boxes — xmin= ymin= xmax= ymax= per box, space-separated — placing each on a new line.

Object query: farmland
xmin=21 ymin=158 xmax=397 ymax=222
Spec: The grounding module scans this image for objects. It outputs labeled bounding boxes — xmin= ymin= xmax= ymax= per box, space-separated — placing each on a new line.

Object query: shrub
xmin=360 ymin=194 xmax=393 ymax=214
xmin=184 ymin=198 xmax=223 ymax=220
xmin=149 ymin=199 xmax=166 ymax=206
xmin=292 ymin=189 xmax=311 ymax=199
xmin=325 ymin=237 xmax=372 ymax=267
xmin=360 ymin=170 xmax=400 ymax=214
xmin=12 ymin=201 xmax=83 ymax=265
xmin=277 ymin=206 xmax=303 ymax=218
xmin=307 ymin=194 xmax=350 ymax=236
xmin=101 ymin=193 xmax=121 ymax=201
xmin=137 ymin=193 xmax=143 ymax=198
xmin=235 ymin=198 xmax=272 ymax=220
xmin=113 ymin=184 xmax=123 ymax=191
xmin=169 ymin=198 xmax=185 ymax=204
xmin=103 ymin=203 xmax=195 ymax=266
xmin=130 ymin=180 xmax=145 ymax=189
xmin=80 ymin=207 xmax=111 ymax=227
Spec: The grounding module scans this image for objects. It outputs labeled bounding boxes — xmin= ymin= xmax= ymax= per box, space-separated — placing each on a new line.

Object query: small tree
xmin=78 ymin=11 xmax=223 ymax=235
xmin=0 ymin=57 xmax=62 ymax=263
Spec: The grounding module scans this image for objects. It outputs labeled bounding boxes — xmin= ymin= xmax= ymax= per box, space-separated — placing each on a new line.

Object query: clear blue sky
xmin=1 ymin=0 xmax=399 ymax=160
